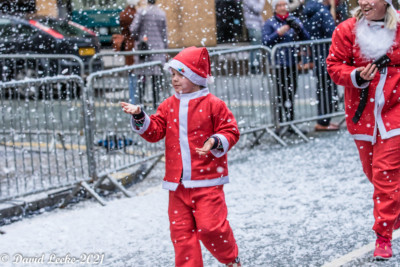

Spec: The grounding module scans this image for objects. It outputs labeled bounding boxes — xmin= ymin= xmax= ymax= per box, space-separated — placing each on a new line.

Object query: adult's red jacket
xmin=327 ymin=17 xmax=400 ymax=143
xmin=130 ymin=89 xmax=240 ymax=191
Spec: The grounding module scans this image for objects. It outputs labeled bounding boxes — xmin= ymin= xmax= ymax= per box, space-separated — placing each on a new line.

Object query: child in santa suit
xmin=121 ymin=47 xmax=241 ymax=266
xmin=327 ymin=0 xmax=400 ymax=260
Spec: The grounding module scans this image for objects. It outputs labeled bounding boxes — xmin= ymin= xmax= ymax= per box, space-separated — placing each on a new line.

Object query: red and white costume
xmin=130 ymin=47 xmax=240 ymax=266
xmin=131 ymin=89 xmax=239 ymax=190
xmin=327 ymin=17 xmax=400 ymax=239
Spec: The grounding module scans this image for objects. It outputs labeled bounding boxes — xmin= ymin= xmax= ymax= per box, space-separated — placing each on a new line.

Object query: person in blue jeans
xmin=262 ymin=0 xmax=310 ymax=123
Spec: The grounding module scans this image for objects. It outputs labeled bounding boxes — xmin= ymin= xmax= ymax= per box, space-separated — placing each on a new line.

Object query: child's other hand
xmin=195 ymin=138 xmax=215 ymax=156
xmin=121 ymin=102 xmax=141 ymax=115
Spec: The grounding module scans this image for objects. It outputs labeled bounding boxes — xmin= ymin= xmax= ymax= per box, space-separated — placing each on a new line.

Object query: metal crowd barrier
xmin=209 ymin=46 xmax=276 ymax=134
xmin=0 ymin=40 xmax=346 ymax=202
xmin=0 ymin=75 xmax=88 ymax=202
xmin=85 ymin=61 xmax=170 ymax=180
xmin=270 ymin=39 xmax=345 ymax=135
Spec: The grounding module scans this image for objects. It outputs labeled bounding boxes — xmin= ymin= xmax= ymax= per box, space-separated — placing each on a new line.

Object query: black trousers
xmin=275 ymin=66 xmax=298 ymax=122
xmin=137 ymin=75 xmax=162 ymax=108
xmin=314 ymin=64 xmax=338 ymax=126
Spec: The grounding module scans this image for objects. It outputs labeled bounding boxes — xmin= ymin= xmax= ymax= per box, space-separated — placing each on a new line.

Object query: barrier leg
xmin=104 ymin=175 xmax=132 ymax=198
xmin=60 ymin=181 xmax=106 ymax=208
xmin=265 ymin=127 xmax=288 ymax=147
xmin=289 ymin=124 xmax=309 ymax=142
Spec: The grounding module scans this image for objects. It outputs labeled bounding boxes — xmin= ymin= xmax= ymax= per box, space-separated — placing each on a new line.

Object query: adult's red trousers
xmin=168 ymin=184 xmax=238 ymax=267
xmin=355 ymin=133 xmax=400 ymax=239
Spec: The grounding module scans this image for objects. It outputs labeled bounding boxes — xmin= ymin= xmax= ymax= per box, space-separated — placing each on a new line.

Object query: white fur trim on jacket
xmin=210 ymin=134 xmax=230 ymax=158
xmin=355 ymin=18 xmax=396 ymax=60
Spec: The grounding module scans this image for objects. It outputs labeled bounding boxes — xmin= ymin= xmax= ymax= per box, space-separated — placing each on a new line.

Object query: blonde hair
xmin=352 ymin=4 xmax=400 ymax=30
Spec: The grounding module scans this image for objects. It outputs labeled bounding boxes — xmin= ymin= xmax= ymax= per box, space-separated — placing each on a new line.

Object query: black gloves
xmin=285 ymin=17 xmax=302 ymax=32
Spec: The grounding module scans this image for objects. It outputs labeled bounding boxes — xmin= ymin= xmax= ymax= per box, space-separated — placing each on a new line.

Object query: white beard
xmin=355 ymin=18 xmax=396 ymax=60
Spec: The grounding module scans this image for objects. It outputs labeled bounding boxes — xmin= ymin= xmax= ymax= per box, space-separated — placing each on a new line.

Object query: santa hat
xmin=271 ymin=0 xmax=289 ymax=10
xmin=126 ymin=0 xmax=139 ymax=6
xmin=165 ymin=46 xmax=214 ymax=87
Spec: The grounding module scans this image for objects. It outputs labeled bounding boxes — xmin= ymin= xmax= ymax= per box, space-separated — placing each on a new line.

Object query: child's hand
xmin=121 ymin=102 xmax=141 ymax=115
xmin=195 ymin=138 xmax=215 ymax=156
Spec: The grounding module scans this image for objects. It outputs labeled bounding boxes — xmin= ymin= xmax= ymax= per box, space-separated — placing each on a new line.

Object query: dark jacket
xmin=302 ymin=0 xmax=335 ymax=40
xmin=302 ymin=1 xmax=335 ymax=69
xmin=130 ymin=5 xmax=168 ymax=75
xmin=262 ymin=14 xmax=310 ymax=67
xmin=120 ymin=5 xmax=136 ymax=65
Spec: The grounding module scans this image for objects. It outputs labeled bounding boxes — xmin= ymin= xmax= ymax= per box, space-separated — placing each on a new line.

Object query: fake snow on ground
xmin=0 ymin=130 xmax=399 ymax=267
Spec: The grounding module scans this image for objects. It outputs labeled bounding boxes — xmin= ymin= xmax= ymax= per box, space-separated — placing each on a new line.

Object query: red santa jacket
xmin=327 ymin=17 xmax=400 ymax=143
xmin=130 ymin=89 xmax=240 ymax=191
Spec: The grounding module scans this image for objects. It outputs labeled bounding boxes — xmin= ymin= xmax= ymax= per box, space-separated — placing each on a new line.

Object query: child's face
xmin=171 ymin=69 xmax=201 ymax=94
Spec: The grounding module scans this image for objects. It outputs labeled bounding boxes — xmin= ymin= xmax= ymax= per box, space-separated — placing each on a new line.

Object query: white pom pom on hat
xmin=164 ymin=46 xmax=214 ymax=87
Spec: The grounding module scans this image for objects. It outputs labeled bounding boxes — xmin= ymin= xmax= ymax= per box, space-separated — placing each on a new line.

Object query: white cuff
xmin=210 ymin=134 xmax=229 ymax=158
xmin=130 ymin=113 xmax=151 ymax=135
xmin=351 ymin=69 xmax=369 ymax=89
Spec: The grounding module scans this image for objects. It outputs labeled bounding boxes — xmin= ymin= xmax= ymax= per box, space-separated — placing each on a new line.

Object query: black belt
xmin=352 ymin=67 xmax=388 ymax=124
xmin=352 ymin=87 xmax=369 ymax=124
xmin=352 ymin=55 xmax=392 ymax=123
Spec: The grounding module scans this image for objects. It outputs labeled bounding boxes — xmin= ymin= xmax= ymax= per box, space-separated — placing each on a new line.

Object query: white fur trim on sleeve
xmin=130 ymin=113 xmax=151 ymax=135
xmin=351 ymin=69 xmax=369 ymax=89
xmin=210 ymin=134 xmax=229 ymax=158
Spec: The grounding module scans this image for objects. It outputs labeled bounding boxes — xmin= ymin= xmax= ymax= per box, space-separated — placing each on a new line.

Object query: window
xmin=0 ymin=19 xmax=14 ymax=38
xmin=17 ymin=24 xmax=37 ymax=38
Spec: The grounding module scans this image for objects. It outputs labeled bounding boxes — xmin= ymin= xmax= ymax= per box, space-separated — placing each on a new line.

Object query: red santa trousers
xmin=168 ymin=184 xmax=238 ymax=266
xmin=355 ymin=133 xmax=400 ymax=240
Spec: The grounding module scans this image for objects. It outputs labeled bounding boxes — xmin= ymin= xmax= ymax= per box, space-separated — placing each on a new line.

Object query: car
xmin=0 ymin=14 xmax=103 ymax=97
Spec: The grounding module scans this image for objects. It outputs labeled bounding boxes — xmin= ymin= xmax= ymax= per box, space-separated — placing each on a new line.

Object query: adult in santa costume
xmin=121 ymin=47 xmax=241 ymax=266
xmin=326 ymin=0 xmax=400 ymax=259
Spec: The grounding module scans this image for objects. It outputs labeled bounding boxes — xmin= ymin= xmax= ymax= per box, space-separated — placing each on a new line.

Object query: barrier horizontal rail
xmin=0 ymin=54 xmax=86 ymax=81
xmin=88 ymin=46 xmax=230 ymax=73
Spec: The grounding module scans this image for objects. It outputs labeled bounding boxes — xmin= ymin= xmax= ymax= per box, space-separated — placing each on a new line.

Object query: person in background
xmin=120 ymin=0 xmax=139 ymax=104
xmin=262 ymin=0 xmax=310 ymax=126
xmin=288 ymin=0 xmax=305 ymax=18
xmin=327 ymin=0 xmax=400 ymax=259
xmin=129 ymin=0 xmax=168 ymax=108
xmin=303 ymin=0 xmax=339 ymax=131
xmin=242 ymin=0 xmax=266 ymax=74
xmin=334 ymin=0 xmax=349 ymax=24
xmin=121 ymin=47 xmax=241 ymax=267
